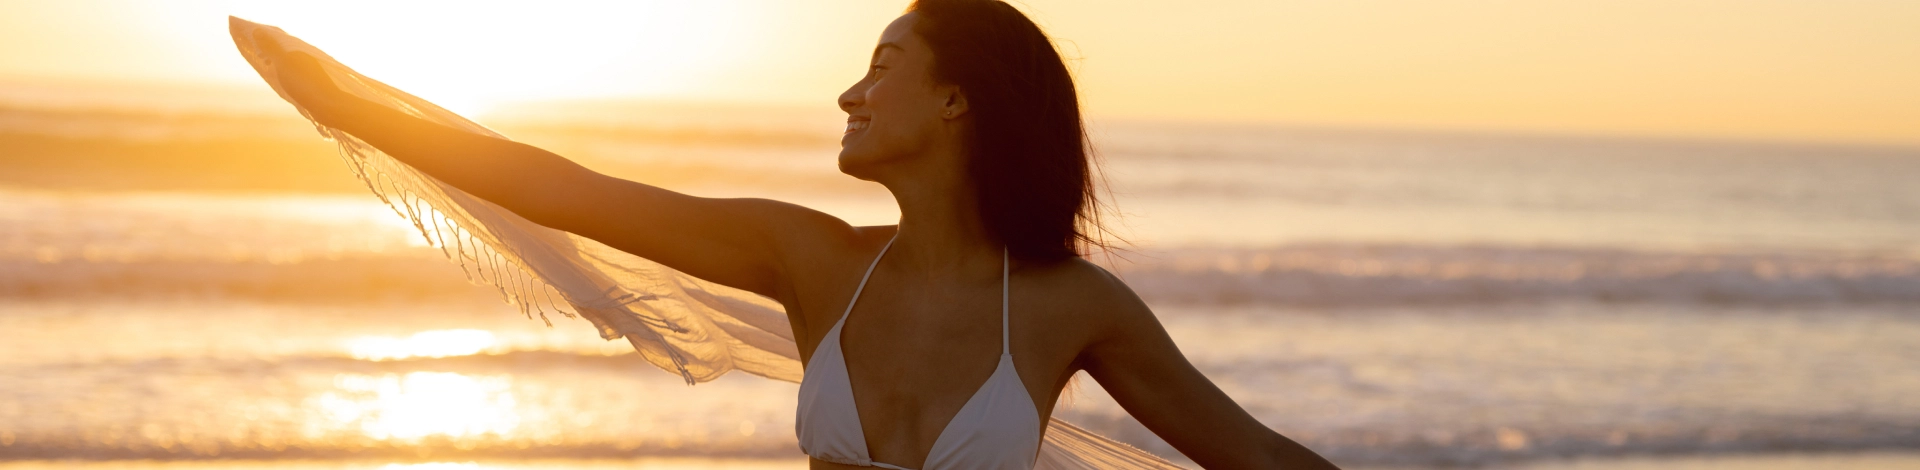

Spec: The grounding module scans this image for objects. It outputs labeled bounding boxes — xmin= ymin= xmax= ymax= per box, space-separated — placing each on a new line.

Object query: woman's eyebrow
xmin=871 ymin=42 xmax=904 ymax=61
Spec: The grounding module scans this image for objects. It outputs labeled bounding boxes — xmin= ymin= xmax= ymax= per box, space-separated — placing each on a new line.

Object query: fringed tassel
xmin=315 ymin=119 xmax=700 ymax=379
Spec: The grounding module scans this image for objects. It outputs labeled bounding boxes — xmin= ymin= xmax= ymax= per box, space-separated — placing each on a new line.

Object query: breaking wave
xmin=1109 ymin=244 xmax=1920 ymax=306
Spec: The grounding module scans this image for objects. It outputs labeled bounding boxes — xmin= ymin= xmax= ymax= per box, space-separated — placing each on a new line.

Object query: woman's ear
xmin=940 ymin=87 xmax=969 ymax=120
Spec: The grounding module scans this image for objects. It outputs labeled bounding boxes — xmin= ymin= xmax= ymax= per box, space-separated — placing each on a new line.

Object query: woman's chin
xmin=835 ymin=152 xmax=866 ymax=178
xmin=836 ymin=151 xmax=887 ymax=182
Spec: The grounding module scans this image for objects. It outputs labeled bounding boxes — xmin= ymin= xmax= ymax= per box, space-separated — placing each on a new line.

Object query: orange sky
xmin=1 ymin=0 xmax=1916 ymax=145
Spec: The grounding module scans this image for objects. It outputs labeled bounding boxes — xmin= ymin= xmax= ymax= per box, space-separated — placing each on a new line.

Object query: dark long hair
xmin=908 ymin=0 xmax=1113 ymax=262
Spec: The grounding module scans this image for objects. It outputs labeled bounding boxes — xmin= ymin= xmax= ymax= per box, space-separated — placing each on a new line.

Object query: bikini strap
xmin=1001 ymin=247 xmax=1010 ymax=356
xmin=834 ymin=232 xmax=899 ymax=328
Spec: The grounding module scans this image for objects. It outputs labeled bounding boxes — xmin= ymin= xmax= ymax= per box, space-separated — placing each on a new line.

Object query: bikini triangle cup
xmin=228 ymin=17 xmax=1186 ymax=470
xmin=796 ymin=233 xmax=1040 ymax=469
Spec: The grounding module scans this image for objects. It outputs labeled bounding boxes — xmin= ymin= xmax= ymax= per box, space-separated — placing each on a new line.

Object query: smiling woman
xmin=224 ymin=0 xmax=1332 ymax=464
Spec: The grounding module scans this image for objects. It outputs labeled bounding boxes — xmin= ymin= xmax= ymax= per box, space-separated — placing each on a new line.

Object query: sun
xmin=221 ymin=1 xmax=756 ymax=116
xmin=315 ymin=372 xmax=521 ymax=441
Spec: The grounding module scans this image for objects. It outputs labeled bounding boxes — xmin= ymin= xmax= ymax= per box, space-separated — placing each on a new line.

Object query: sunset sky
xmin=1 ymin=0 xmax=1915 ymax=145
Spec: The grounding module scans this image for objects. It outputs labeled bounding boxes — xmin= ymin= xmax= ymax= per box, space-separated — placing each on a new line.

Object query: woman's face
xmin=837 ymin=13 xmax=962 ymax=180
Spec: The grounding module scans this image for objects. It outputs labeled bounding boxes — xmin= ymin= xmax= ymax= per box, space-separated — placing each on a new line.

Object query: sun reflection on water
xmin=315 ymin=372 xmax=520 ymax=440
xmin=347 ymin=329 xmax=498 ymax=360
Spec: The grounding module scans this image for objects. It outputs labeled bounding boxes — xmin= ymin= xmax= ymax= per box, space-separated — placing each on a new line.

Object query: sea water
xmin=1 ymin=98 xmax=1917 ymax=468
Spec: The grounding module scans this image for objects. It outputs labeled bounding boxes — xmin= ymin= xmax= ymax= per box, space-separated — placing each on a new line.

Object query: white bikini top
xmin=796 ymin=234 xmax=1042 ymax=469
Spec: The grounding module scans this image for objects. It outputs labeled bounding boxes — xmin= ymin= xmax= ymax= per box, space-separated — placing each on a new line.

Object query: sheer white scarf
xmin=228 ymin=17 xmax=1183 ymax=470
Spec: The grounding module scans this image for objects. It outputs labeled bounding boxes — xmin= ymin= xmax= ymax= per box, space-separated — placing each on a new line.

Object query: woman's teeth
xmin=844 ymin=120 xmax=869 ymax=135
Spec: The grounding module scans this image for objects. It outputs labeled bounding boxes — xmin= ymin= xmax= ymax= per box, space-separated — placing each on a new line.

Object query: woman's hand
xmin=251 ymin=30 xmax=356 ymax=125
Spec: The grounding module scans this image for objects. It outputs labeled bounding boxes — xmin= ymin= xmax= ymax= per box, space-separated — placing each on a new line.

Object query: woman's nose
xmin=838 ymin=85 xmax=863 ymax=113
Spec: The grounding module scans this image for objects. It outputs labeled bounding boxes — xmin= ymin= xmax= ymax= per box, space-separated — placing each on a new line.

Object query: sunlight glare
xmin=317 ymin=372 xmax=520 ymax=440
xmin=222 ymin=1 xmax=757 ymax=115
xmin=347 ymin=329 xmax=498 ymax=361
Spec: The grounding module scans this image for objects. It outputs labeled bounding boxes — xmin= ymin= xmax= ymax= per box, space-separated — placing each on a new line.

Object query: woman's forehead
xmin=874 ymin=12 xmax=925 ymax=58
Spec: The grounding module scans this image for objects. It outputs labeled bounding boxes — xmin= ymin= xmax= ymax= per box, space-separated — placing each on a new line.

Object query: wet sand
xmin=3 ymin=452 xmax=1919 ymax=470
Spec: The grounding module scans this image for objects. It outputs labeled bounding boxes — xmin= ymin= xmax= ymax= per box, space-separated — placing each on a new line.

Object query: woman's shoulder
xmin=757 ymin=207 xmax=891 ymax=270
xmin=792 ymin=223 xmax=899 ymax=279
xmin=1022 ymin=255 xmax=1129 ymax=294
xmin=1018 ymin=255 xmax=1157 ymax=338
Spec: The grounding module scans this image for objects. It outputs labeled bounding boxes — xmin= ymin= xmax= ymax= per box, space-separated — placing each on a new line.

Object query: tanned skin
xmin=253 ymin=12 xmax=1338 ymax=469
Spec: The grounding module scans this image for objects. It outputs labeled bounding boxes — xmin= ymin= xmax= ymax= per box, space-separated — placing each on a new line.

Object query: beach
xmin=2 ymin=94 xmax=1918 ymax=469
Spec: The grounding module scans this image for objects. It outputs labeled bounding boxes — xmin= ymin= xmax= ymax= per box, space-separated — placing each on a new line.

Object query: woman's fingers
xmin=250 ymin=30 xmax=333 ymax=97
xmin=251 ymin=29 xmax=286 ymax=61
xmin=246 ymin=29 xmax=356 ymax=125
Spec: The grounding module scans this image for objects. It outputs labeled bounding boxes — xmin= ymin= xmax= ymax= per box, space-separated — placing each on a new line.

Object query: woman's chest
xmin=808 ymin=284 xmax=1091 ymax=424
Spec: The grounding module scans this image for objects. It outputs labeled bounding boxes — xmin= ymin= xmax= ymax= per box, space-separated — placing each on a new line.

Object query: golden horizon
xmin=0 ymin=0 xmax=1914 ymax=146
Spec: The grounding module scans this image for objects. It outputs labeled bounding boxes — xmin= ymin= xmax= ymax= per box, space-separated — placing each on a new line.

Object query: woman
xmin=253 ymin=0 xmax=1337 ymax=468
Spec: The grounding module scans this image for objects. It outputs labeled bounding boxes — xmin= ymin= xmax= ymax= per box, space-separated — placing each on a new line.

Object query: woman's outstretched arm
xmin=1080 ymin=272 xmax=1341 ymax=469
xmin=254 ymin=33 xmax=848 ymax=300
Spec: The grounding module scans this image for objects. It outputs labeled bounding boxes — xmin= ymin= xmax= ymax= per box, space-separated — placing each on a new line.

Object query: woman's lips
xmin=844 ymin=119 xmax=869 ymax=135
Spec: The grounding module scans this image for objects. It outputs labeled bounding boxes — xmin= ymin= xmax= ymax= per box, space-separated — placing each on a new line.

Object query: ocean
xmin=1 ymin=90 xmax=1918 ymax=469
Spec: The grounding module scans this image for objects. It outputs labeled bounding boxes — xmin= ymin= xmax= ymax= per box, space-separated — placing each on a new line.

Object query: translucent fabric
xmin=228 ymin=17 xmax=1184 ymax=470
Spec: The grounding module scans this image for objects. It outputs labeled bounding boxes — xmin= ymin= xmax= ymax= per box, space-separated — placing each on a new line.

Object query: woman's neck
xmin=884 ymin=167 xmax=1000 ymax=278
